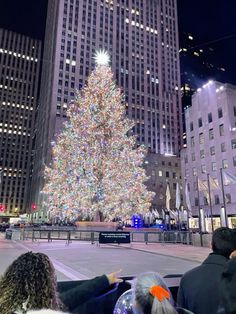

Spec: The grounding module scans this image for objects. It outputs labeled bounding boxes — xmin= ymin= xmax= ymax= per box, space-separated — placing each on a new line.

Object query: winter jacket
xmin=177 ymin=253 xmax=229 ymax=314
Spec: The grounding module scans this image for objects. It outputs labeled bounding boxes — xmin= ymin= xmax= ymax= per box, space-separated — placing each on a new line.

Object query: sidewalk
xmin=112 ymin=242 xmax=211 ymax=263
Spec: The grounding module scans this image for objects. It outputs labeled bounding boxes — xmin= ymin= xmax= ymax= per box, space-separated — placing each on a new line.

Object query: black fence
xmin=58 ymin=275 xmax=182 ymax=314
xmin=18 ymin=228 xmax=192 ymax=245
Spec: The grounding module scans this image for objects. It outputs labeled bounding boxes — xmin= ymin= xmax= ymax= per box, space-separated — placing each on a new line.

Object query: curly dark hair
xmin=0 ymin=251 xmax=61 ymax=314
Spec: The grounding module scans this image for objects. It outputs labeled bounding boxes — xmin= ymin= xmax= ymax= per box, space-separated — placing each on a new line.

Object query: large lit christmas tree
xmin=44 ymin=51 xmax=154 ymax=221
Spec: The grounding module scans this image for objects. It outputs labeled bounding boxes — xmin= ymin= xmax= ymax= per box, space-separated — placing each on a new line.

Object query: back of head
xmin=212 ymin=227 xmax=236 ymax=258
xmin=0 ymin=252 xmax=60 ymax=314
xmin=220 ymin=257 xmax=236 ymax=313
xmin=133 ymin=272 xmax=177 ymax=314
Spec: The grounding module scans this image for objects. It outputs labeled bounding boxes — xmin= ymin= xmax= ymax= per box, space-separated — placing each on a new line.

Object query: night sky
xmin=0 ymin=0 xmax=235 ymax=83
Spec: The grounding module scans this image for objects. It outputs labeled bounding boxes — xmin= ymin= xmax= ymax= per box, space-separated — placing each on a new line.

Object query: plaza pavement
xmin=0 ymin=232 xmax=210 ymax=282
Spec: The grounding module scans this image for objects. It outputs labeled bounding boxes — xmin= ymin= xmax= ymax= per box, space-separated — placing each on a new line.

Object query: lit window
xmin=231 ymin=139 xmax=236 ymax=149
xmin=212 ymin=162 xmax=217 ymax=171
xmin=210 ymin=146 xmax=215 ymax=155
xmin=201 ymin=165 xmax=206 ymax=173
xmin=222 ymin=159 xmax=228 ymax=169
xmin=209 ymin=128 xmax=214 ymax=140
xmin=199 ymin=133 xmax=204 ymax=144
xmin=158 ymin=170 xmax=163 ymax=177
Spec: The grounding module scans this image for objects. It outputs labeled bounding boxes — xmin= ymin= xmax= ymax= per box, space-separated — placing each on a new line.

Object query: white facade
xmin=181 ymin=81 xmax=236 ymax=229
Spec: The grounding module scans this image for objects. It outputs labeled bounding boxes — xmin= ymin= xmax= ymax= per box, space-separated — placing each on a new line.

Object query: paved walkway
xmin=127 ymin=242 xmax=210 ymax=263
xmin=0 ymin=234 xmax=210 ymax=281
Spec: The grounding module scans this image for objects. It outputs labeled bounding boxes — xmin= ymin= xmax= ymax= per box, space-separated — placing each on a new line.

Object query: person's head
xmin=132 ymin=272 xmax=177 ymax=314
xmin=211 ymin=227 xmax=236 ymax=258
xmin=0 ymin=252 xmax=60 ymax=314
xmin=220 ymin=257 xmax=236 ymax=313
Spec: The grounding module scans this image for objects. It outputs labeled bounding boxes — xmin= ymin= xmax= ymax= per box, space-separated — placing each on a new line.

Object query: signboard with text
xmin=99 ymin=231 xmax=130 ymax=244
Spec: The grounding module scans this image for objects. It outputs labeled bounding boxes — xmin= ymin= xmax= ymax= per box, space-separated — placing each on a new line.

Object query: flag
xmin=175 ymin=182 xmax=181 ymax=210
xmin=185 ymin=182 xmax=192 ymax=213
xmin=209 ymin=176 xmax=220 ymax=190
xmin=165 ymin=183 xmax=171 ymax=210
xmin=161 ymin=208 xmax=165 ymax=220
xmin=169 ymin=209 xmax=178 ymax=218
xmin=198 ymin=178 xmax=210 ymax=204
xmin=222 ymin=170 xmax=236 ymax=186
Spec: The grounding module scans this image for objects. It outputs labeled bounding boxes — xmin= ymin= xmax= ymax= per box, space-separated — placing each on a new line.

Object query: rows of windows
xmin=189 ymin=106 xmax=236 ymax=132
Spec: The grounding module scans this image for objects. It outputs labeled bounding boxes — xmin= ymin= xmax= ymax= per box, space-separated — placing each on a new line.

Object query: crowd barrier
xmin=16 ymin=228 xmax=193 ymax=245
xmin=57 ymin=275 xmax=182 ymax=314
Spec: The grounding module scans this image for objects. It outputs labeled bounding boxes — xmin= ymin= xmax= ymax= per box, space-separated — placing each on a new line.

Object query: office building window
xmin=204 ymin=196 xmax=208 ymax=205
xmin=191 ymin=136 xmax=194 ymax=147
xmin=222 ymin=159 xmax=228 ymax=169
xmin=221 ymin=143 xmax=226 ymax=152
xmin=208 ymin=113 xmax=213 ymax=123
xmin=210 ymin=146 xmax=215 ymax=155
xmin=192 ymin=153 xmax=195 ymax=161
xmin=218 ymin=108 xmax=223 ymax=118
xmin=212 ymin=162 xmax=217 ymax=171
xmin=193 ymin=167 xmax=197 ymax=176
xmin=190 ymin=122 xmax=193 ymax=131
xmin=219 ymin=124 xmax=224 ymax=136
xmin=234 ymin=107 xmax=236 ymax=117
xmin=226 ymin=193 xmax=231 ymax=204
xmin=195 ymin=198 xmax=199 ymax=206
xmin=209 ymin=128 xmax=214 ymax=140
xmin=201 ymin=165 xmax=206 ymax=173
xmin=199 ymin=133 xmax=204 ymax=144
xmin=198 ymin=118 xmax=202 ymax=127
xmin=166 ymin=171 xmax=169 ymax=178
xmin=233 ymin=156 xmax=236 ymax=166
xmin=215 ymin=195 xmax=220 ymax=205
xmin=158 ymin=170 xmax=163 ymax=177
xmin=200 ymin=149 xmax=205 ymax=159
xmin=232 ymin=139 xmax=236 ymax=149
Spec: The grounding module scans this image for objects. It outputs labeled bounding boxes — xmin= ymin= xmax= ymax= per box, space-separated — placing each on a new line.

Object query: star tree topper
xmin=94 ymin=50 xmax=110 ymax=66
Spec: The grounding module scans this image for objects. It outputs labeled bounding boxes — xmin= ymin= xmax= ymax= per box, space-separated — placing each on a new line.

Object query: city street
xmin=0 ymin=233 xmax=210 ymax=282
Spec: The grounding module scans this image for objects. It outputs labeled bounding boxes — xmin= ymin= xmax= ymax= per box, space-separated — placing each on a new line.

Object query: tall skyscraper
xmin=0 ymin=29 xmax=41 ymax=218
xmin=31 ymin=0 xmax=182 ymax=218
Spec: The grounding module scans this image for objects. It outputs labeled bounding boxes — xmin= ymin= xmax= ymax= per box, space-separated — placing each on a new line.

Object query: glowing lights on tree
xmin=43 ymin=55 xmax=154 ymax=221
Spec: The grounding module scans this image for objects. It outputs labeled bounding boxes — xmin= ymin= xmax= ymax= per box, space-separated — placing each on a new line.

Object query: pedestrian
xmin=132 ymin=272 xmax=177 ymax=313
xmin=177 ymin=227 xmax=236 ymax=314
xmin=0 ymin=251 xmax=123 ymax=314
xmin=0 ymin=252 xmax=61 ymax=314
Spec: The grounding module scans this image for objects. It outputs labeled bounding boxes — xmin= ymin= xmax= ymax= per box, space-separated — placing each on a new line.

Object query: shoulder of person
xmin=181 ymin=264 xmax=202 ymax=282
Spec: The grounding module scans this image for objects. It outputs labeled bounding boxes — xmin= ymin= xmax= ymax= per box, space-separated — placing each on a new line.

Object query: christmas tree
xmin=44 ymin=51 xmax=154 ymax=221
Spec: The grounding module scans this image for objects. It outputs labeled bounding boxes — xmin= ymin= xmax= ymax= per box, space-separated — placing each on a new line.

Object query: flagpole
xmin=207 ymin=173 xmax=214 ymax=232
xmin=185 ymin=179 xmax=190 ymax=230
xmin=196 ymin=176 xmax=203 ymax=246
xmin=220 ymin=168 xmax=228 ymax=227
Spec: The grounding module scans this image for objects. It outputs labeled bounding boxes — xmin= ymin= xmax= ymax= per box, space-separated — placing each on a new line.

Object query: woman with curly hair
xmin=0 ymin=251 xmax=61 ymax=314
